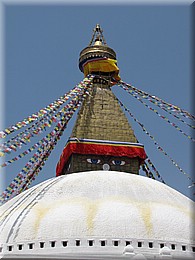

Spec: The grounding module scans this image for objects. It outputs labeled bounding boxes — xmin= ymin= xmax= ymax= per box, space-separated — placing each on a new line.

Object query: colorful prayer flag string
xmin=120 ymin=84 xmax=195 ymax=142
xmin=0 ymin=76 xmax=95 ymax=157
xmin=0 ymin=76 xmax=94 ymax=204
xmin=119 ymin=82 xmax=195 ymax=130
xmin=142 ymin=162 xmax=156 ymax=180
xmin=18 ymin=90 xmax=91 ymax=195
xmin=141 ymin=95 xmax=194 ymax=129
xmin=146 ymin=158 xmax=166 ymax=184
xmin=0 ymin=96 xmax=87 ymax=168
xmin=119 ymin=80 xmax=195 ymax=122
xmin=0 ymin=76 xmax=94 ymax=140
xmin=117 ymin=97 xmax=195 ymax=188
xmin=0 ymin=101 xmax=79 ymax=202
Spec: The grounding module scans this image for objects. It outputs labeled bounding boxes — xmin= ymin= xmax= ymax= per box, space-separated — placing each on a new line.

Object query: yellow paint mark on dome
xmin=84 ymin=201 xmax=100 ymax=235
xmin=97 ymin=196 xmax=154 ymax=236
xmin=26 ymin=194 xmax=194 ymax=239
xmin=31 ymin=198 xmax=101 ymax=237
xmin=138 ymin=203 xmax=153 ymax=236
xmin=33 ymin=205 xmax=51 ymax=236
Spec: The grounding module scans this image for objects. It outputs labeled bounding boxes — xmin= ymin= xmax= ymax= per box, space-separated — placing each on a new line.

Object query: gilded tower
xmin=56 ymin=25 xmax=146 ymax=176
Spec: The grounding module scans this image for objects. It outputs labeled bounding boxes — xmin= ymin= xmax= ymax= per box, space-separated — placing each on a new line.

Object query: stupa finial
xmin=88 ymin=24 xmax=107 ymax=46
xmin=79 ymin=24 xmax=116 ymax=73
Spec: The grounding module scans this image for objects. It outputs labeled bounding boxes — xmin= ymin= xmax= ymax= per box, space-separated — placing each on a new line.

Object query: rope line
xmin=0 ymin=76 xmax=94 ymax=204
xmin=142 ymin=162 xmax=156 ymax=180
xmin=146 ymin=158 xmax=166 ymax=184
xmin=0 ymin=77 xmax=94 ymax=140
xmin=0 ymin=99 xmax=80 ymax=168
xmin=120 ymin=84 xmax=195 ymax=142
xmin=0 ymin=101 xmax=79 ymax=203
xmin=1 ymin=74 xmax=194 ymax=204
xmin=119 ymin=82 xmax=195 ymax=129
xmin=117 ymin=97 xmax=195 ymax=187
xmin=0 ymin=77 xmax=94 ymax=157
xmin=119 ymin=80 xmax=195 ymax=121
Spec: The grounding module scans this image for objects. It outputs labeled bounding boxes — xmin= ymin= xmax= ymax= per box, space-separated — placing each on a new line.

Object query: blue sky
xmin=0 ymin=2 xmax=194 ymax=200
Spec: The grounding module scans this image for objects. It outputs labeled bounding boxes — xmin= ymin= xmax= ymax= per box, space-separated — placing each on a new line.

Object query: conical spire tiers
xmin=79 ymin=24 xmax=116 ymax=73
xmin=56 ymin=25 xmax=147 ymax=176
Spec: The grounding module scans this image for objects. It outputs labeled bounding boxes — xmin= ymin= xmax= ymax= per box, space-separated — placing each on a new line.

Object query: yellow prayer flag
xmin=0 ymin=152 xmax=4 ymax=157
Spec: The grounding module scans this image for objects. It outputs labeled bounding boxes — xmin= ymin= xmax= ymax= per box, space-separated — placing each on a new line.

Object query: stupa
xmin=0 ymin=24 xmax=194 ymax=260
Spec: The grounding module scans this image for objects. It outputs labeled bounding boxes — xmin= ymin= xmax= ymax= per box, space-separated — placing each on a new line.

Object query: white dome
xmin=0 ymin=170 xmax=194 ymax=259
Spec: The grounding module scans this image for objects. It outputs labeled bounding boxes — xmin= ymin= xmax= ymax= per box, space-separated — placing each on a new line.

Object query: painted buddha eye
xmin=112 ymin=160 xmax=125 ymax=166
xmin=87 ymin=158 xmax=101 ymax=164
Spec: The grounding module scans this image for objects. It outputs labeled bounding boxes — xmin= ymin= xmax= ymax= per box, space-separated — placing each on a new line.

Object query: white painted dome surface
xmin=0 ymin=170 xmax=194 ymax=259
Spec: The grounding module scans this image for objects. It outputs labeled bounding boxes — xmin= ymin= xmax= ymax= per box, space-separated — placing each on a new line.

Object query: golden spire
xmin=79 ymin=24 xmax=116 ymax=74
xmin=56 ymin=25 xmax=146 ymax=176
